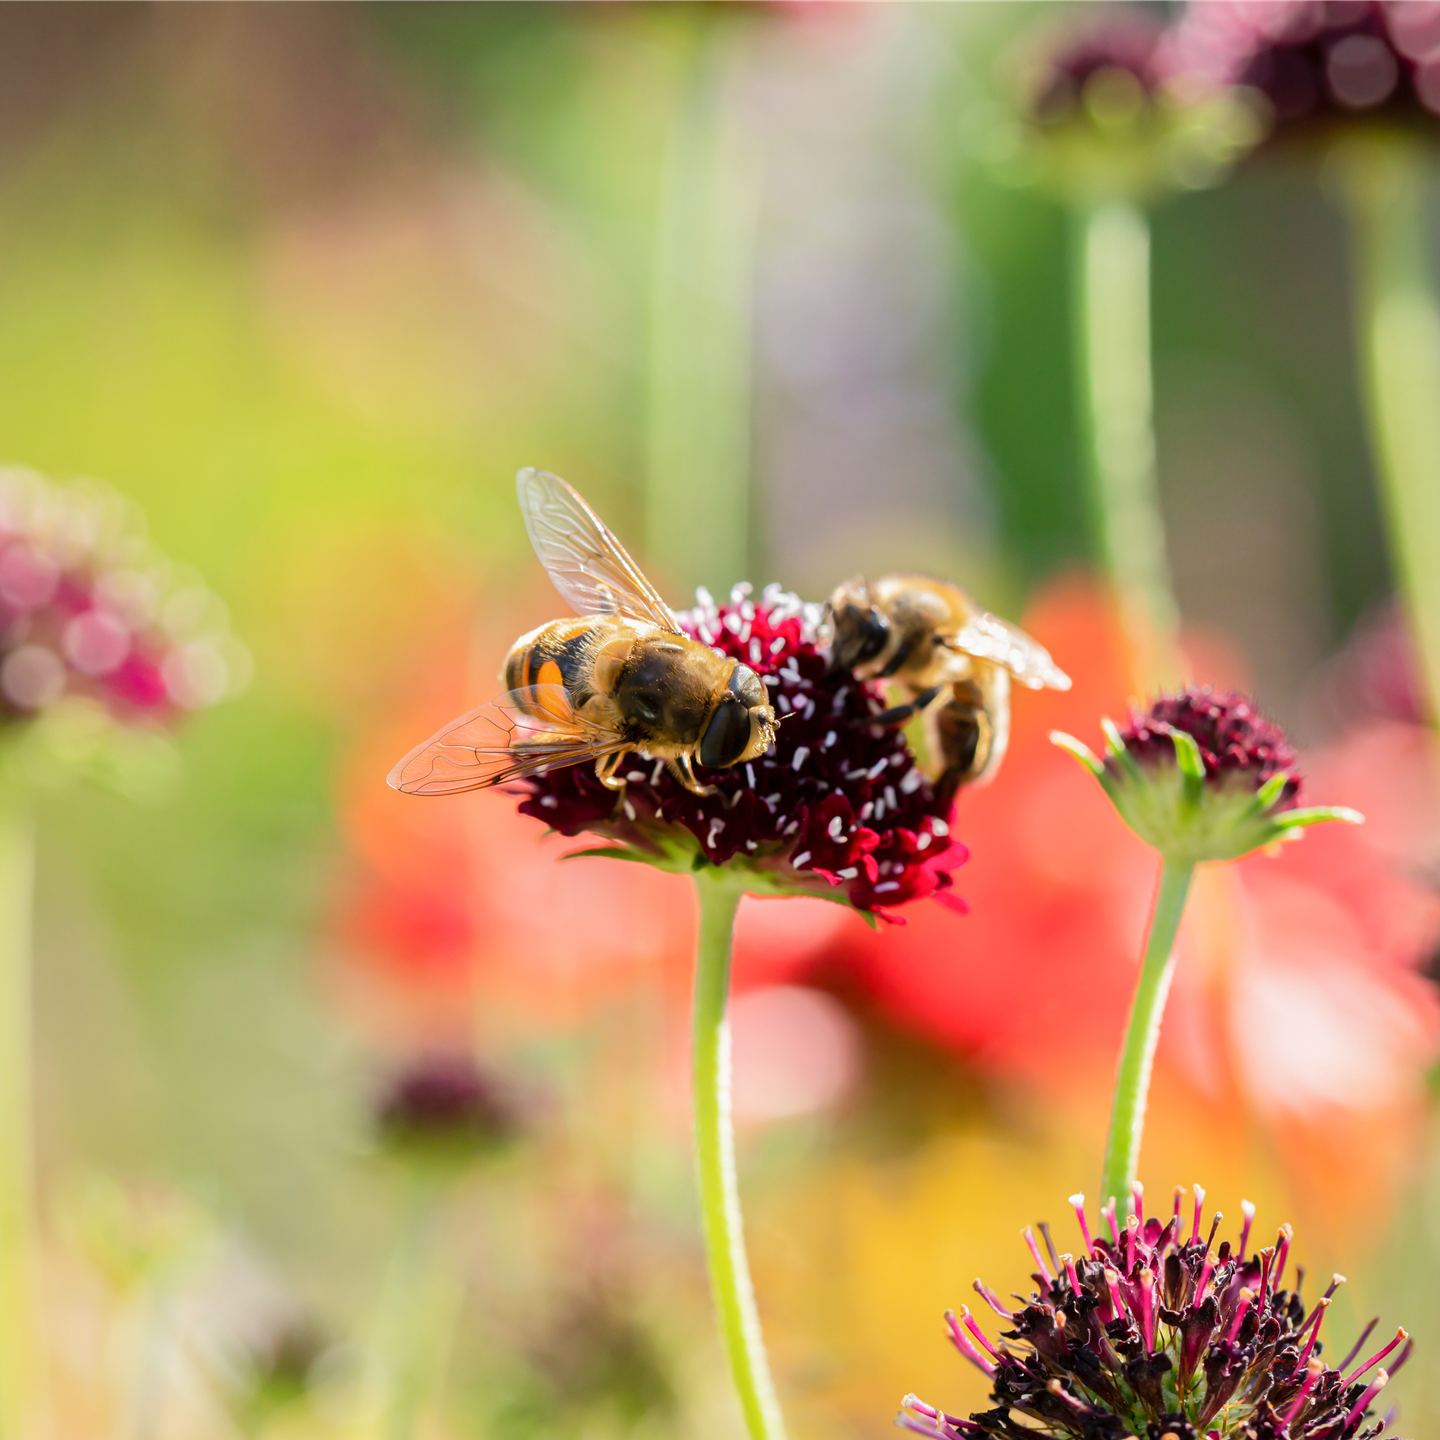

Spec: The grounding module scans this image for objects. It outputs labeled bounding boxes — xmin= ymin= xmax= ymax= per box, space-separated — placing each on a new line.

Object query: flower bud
xmin=1052 ymin=687 xmax=1362 ymax=863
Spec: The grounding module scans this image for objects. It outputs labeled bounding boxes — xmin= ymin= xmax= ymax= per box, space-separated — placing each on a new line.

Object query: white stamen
xmin=885 ymin=786 xmax=898 ymax=810
xmin=770 ymin=637 xmax=786 ymax=656
xmin=900 ymin=768 xmax=923 ymax=794
xmin=932 ymin=819 xmax=949 ymax=836
xmin=867 ymin=758 xmax=889 ymax=780
xmin=540 ymin=796 xmax=558 ymax=809
xmin=837 ymin=867 xmax=858 ymax=880
xmin=917 ymin=833 xmax=931 ymax=850
xmin=823 ymin=730 xmax=837 ymax=749
xmin=874 ymin=881 xmax=900 ymax=893
xmin=827 ymin=815 xmax=845 ymax=840
xmin=792 ymin=747 xmax=809 ymax=771
xmin=859 ymin=802 xmax=874 ymax=821
xmin=792 ymin=850 xmax=811 ymax=867
xmin=627 ymin=771 xmax=647 ymax=783
xmin=623 ymin=799 xmax=637 ymax=821
xmin=746 ymin=764 xmax=756 ymax=790
xmin=707 ymin=819 xmax=725 ymax=848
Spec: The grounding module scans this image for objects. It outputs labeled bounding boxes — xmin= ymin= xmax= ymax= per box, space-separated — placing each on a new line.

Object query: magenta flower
xmin=517 ymin=583 xmax=967 ymax=923
xmin=900 ymin=1186 xmax=1411 ymax=1440
xmin=1169 ymin=0 xmax=1440 ymax=132
xmin=0 ymin=469 xmax=244 ymax=743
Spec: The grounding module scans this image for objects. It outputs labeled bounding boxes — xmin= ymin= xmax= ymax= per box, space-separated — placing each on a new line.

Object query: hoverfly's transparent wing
xmin=387 ymin=684 xmax=628 ymax=795
xmin=951 ymin=611 xmax=1072 ymax=691
xmin=516 ymin=468 xmax=683 ymax=635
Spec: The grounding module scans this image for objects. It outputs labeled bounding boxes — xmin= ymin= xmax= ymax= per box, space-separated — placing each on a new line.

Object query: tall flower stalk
xmin=0 ymin=470 xmax=243 ymax=1438
xmin=0 ymin=792 xmax=34 ymax=1440
xmin=646 ymin=16 xmax=760 ymax=597
xmin=1054 ymin=688 xmax=1360 ymax=1205
xmin=514 ymin=585 xmax=966 ymax=1439
xmin=1008 ymin=17 xmax=1260 ymax=688
xmin=692 ymin=869 xmax=783 ymax=1440
xmin=1338 ymin=135 xmax=1440 ymax=721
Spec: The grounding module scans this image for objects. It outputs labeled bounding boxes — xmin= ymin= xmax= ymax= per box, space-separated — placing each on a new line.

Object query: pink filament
xmin=1131 ymin=1180 xmax=1145 ymax=1226
xmin=1239 ymin=1199 xmax=1256 ymax=1262
xmin=1023 ymin=1227 xmax=1054 ymax=1284
xmin=973 ymin=1278 xmax=1013 ymax=1320
xmin=1280 ymin=1361 xmax=1323 ymax=1429
xmin=960 ymin=1307 xmax=1001 ymax=1360
xmin=1345 ymin=1330 xmax=1408 ymax=1385
xmin=1191 ymin=1185 xmax=1206 ymax=1245
xmin=1343 ymin=1371 xmax=1390 ymax=1430
xmin=1138 ymin=1270 xmax=1157 ymax=1352
xmin=1298 ymin=1298 xmax=1330 ymax=1369
xmin=1064 ymin=1255 xmax=1083 ymax=1297
xmin=1225 ymin=1289 xmax=1255 ymax=1345
xmin=1101 ymin=1198 xmax=1119 ymax=1246
xmin=1069 ymin=1194 xmax=1094 ymax=1256
xmin=945 ymin=1310 xmax=996 ymax=1376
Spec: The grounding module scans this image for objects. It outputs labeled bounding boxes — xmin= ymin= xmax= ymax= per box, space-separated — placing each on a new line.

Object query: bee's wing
xmin=951 ymin=611 xmax=1072 ymax=691
xmin=516 ymin=468 xmax=683 ymax=635
xmin=387 ymin=684 xmax=628 ymax=795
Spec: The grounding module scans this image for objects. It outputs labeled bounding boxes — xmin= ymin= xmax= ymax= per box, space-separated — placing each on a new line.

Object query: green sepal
xmin=1050 ymin=730 xmax=1105 ymax=777
xmin=1251 ymin=771 xmax=1291 ymax=814
xmin=1274 ymin=806 xmax=1365 ymax=832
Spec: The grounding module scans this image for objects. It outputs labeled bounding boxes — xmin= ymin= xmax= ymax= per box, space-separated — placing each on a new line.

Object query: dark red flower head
xmin=1169 ymin=0 xmax=1440 ymax=134
xmin=517 ymin=585 xmax=967 ymax=923
xmin=900 ymin=1185 xmax=1412 ymax=1440
xmin=1114 ymin=688 xmax=1301 ymax=805
xmin=375 ymin=1053 xmax=521 ymax=1160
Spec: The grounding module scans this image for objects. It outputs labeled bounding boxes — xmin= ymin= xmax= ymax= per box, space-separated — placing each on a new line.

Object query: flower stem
xmin=1101 ymin=856 xmax=1194 ymax=1210
xmin=1338 ymin=135 xmax=1440 ymax=722
xmin=691 ymin=870 xmax=784 ymax=1440
xmin=646 ymin=20 xmax=760 ymax=597
xmin=0 ymin=786 xmax=35 ymax=1440
xmin=1072 ymin=198 xmax=1181 ymax=689
xmin=380 ymin=1179 xmax=445 ymax=1440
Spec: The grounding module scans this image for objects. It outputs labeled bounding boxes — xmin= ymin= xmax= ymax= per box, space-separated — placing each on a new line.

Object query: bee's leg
xmin=864 ymin=683 xmax=946 ymax=729
xmin=595 ymin=752 xmax=628 ymax=792
xmin=930 ymin=672 xmax=1007 ymax=802
xmin=668 ymin=753 xmax=717 ymax=797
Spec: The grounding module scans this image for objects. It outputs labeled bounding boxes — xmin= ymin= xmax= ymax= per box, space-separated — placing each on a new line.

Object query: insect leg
xmin=669 ymin=752 xmax=718 ymax=797
xmin=863 ymin=683 xmax=946 ymax=729
xmin=595 ymin=751 xmax=629 ymax=791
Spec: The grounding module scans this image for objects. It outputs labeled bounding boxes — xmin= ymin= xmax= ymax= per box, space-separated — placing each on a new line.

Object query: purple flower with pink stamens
xmin=899 ymin=1186 xmax=1411 ymax=1440
xmin=518 ymin=584 xmax=967 ymax=923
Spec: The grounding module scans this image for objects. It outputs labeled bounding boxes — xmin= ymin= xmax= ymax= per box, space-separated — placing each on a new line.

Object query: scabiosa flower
xmin=1007 ymin=11 xmax=1263 ymax=201
xmin=1054 ymin=688 xmax=1360 ymax=866
xmin=0 ymin=467 xmax=246 ymax=783
xmin=375 ymin=1052 xmax=522 ymax=1165
xmin=517 ymin=583 xmax=967 ymax=924
xmin=899 ymin=1186 xmax=1412 ymax=1440
xmin=1170 ymin=1 xmax=1440 ymax=137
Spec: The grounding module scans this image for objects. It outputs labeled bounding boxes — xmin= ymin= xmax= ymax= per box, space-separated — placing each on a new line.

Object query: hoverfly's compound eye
xmin=699 ymin=698 xmax=752 ymax=770
xmin=727 ymin=663 xmax=766 ymax=711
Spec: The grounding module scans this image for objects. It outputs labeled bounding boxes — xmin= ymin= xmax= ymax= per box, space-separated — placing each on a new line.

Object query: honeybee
xmin=387 ymin=469 xmax=778 ymax=798
xmin=824 ymin=573 xmax=1070 ymax=801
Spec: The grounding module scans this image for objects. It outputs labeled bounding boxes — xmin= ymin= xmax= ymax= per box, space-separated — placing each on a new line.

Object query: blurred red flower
xmin=835 ymin=577 xmax=1440 ymax=1227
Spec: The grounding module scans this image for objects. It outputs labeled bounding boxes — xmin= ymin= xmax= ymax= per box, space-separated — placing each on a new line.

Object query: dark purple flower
xmin=900 ymin=1186 xmax=1412 ymax=1440
xmin=1112 ymin=688 xmax=1301 ymax=805
xmin=375 ymin=1053 xmax=521 ymax=1160
xmin=1054 ymin=688 xmax=1360 ymax=863
xmin=1168 ymin=0 xmax=1440 ymax=135
xmin=516 ymin=585 xmax=967 ymax=923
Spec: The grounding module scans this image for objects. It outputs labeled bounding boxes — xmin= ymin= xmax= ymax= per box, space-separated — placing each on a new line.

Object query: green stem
xmin=0 ymin=789 xmax=34 ymax=1440
xmin=1100 ymin=857 xmax=1194 ymax=1210
xmin=380 ymin=1180 xmax=444 ymax=1440
xmin=1339 ymin=135 xmax=1440 ymax=722
xmin=646 ymin=22 xmax=760 ymax=597
xmin=692 ymin=870 xmax=784 ymax=1440
xmin=1072 ymin=198 xmax=1181 ymax=689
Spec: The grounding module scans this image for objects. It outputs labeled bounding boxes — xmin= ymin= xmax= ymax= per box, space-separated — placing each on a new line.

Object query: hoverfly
xmin=388 ymin=470 xmax=778 ymax=798
xmin=824 ymin=573 xmax=1070 ymax=800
